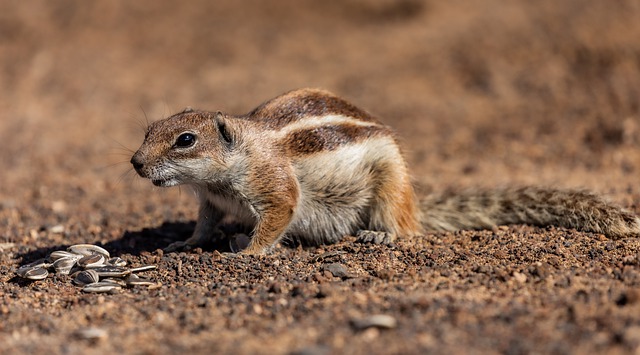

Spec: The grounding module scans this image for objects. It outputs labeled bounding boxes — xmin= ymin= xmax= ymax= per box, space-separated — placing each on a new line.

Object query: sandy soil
xmin=2 ymin=1 xmax=640 ymax=354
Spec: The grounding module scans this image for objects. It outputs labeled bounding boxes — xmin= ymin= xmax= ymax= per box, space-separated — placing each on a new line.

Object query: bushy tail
xmin=420 ymin=187 xmax=640 ymax=238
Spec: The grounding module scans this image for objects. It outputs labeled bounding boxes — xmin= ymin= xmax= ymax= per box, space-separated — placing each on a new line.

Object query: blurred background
xmin=2 ymin=0 xmax=640 ymax=235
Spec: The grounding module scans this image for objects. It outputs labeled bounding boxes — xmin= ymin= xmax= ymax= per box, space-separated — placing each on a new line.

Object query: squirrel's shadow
xmin=104 ymin=221 xmax=200 ymax=255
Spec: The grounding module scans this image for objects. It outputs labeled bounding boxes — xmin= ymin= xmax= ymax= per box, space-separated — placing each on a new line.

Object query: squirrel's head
xmin=131 ymin=109 xmax=236 ymax=187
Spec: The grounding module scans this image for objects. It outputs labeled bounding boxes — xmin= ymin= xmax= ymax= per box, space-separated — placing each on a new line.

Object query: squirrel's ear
xmin=214 ymin=111 xmax=234 ymax=146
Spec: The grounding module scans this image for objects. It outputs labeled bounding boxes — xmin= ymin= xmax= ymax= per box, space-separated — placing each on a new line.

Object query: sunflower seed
xmin=82 ymin=281 xmax=122 ymax=293
xmin=17 ymin=266 xmax=49 ymax=280
xmin=105 ymin=257 xmax=127 ymax=267
xmin=129 ymin=265 xmax=157 ymax=273
xmin=53 ymin=256 xmax=78 ymax=275
xmin=78 ymin=254 xmax=106 ymax=268
xmin=15 ymin=259 xmax=49 ymax=279
xmin=49 ymin=251 xmax=82 ymax=262
xmin=67 ymin=244 xmax=110 ymax=259
xmin=101 ymin=278 xmax=127 ymax=286
xmin=15 ymin=267 xmax=31 ymax=278
xmin=16 ymin=258 xmax=49 ymax=272
xmin=15 ymin=244 xmax=157 ymax=291
xmin=73 ymin=270 xmax=99 ymax=286
xmin=92 ymin=266 xmax=130 ymax=278
xmin=125 ymin=273 xmax=156 ymax=286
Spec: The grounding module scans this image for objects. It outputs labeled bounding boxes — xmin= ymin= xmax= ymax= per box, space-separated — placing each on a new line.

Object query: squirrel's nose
xmin=130 ymin=156 xmax=144 ymax=171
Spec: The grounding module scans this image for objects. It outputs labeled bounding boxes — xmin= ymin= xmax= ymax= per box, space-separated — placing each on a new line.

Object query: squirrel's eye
xmin=174 ymin=133 xmax=196 ymax=148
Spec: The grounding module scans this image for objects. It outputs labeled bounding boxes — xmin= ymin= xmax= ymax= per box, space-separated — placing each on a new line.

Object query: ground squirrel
xmin=131 ymin=88 xmax=640 ymax=254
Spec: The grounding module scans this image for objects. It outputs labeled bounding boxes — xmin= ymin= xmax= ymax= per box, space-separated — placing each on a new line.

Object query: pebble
xmin=49 ymin=225 xmax=65 ymax=234
xmin=74 ymin=327 xmax=108 ymax=342
xmin=321 ymin=263 xmax=351 ymax=279
xmin=512 ymin=272 xmax=527 ymax=283
xmin=0 ymin=242 xmax=16 ymax=251
xmin=351 ymin=314 xmax=398 ymax=330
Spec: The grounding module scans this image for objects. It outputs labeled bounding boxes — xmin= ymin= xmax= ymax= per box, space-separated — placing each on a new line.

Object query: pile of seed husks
xmin=15 ymin=244 xmax=159 ymax=293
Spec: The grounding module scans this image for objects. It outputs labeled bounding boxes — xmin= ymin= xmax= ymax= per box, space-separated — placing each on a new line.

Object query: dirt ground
xmin=2 ymin=1 xmax=640 ymax=354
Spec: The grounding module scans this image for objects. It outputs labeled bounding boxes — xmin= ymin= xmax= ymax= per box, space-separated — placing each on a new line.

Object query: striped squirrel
xmin=131 ymin=88 xmax=640 ymax=254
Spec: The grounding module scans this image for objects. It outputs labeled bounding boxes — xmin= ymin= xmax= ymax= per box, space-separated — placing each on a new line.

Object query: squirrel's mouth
xmin=152 ymin=178 xmax=179 ymax=187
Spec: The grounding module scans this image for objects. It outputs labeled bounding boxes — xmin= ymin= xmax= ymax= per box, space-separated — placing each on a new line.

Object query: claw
xmin=356 ymin=230 xmax=393 ymax=245
xmin=163 ymin=240 xmax=193 ymax=253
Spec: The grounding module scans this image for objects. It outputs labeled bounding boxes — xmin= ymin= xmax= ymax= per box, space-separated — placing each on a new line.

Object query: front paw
xmin=228 ymin=233 xmax=251 ymax=253
xmin=163 ymin=240 xmax=194 ymax=253
xmin=356 ymin=230 xmax=394 ymax=245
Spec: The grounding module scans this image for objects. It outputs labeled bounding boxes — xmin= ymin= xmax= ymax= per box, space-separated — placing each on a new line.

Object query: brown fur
xmin=282 ymin=124 xmax=389 ymax=154
xmin=421 ymin=187 xmax=640 ymax=238
xmin=245 ymin=88 xmax=377 ymax=128
xmin=131 ymin=88 xmax=640 ymax=254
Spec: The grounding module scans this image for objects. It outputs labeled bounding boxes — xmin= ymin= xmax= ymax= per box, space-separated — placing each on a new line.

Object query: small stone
xmin=0 ymin=243 xmax=16 ymax=251
xmin=317 ymin=284 xmax=333 ymax=298
xmin=616 ymin=289 xmax=640 ymax=306
xmin=268 ymin=282 xmax=283 ymax=294
xmin=351 ymin=314 xmax=397 ymax=330
xmin=375 ymin=269 xmax=394 ymax=280
xmin=49 ymin=225 xmax=65 ymax=234
xmin=51 ymin=201 xmax=67 ymax=213
xmin=74 ymin=327 xmax=108 ymax=342
xmin=623 ymin=325 xmax=640 ymax=347
xmin=512 ymin=272 xmax=527 ymax=283
xmin=321 ymin=263 xmax=352 ymax=279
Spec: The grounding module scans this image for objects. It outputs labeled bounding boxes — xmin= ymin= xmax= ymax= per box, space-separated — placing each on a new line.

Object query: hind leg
xmin=357 ymin=158 xmax=422 ymax=244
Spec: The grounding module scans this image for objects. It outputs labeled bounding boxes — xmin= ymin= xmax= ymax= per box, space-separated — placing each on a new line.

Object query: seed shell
xmin=49 ymin=251 xmax=82 ymax=262
xmin=101 ymin=278 xmax=127 ymax=286
xmin=125 ymin=274 xmax=156 ymax=286
xmin=73 ymin=270 xmax=100 ymax=286
xmin=16 ymin=244 xmax=157 ymax=291
xmin=18 ymin=267 xmax=49 ymax=280
xmin=106 ymin=257 xmax=127 ymax=267
xmin=67 ymin=244 xmax=110 ymax=259
xmin=53 ymin=256 xmax=78 ymax=275
xmin=129 ymin=265 xmax=157 ymax=273
xmin=82 ymin=281 xmax=122 ymax=293
xmin=92 ymin=266 xmax=130 ymax=278
xmin=16 ymin=259 xmax=50 ymax=278
xmin=78 ymin=254 xmax=106 ymax=268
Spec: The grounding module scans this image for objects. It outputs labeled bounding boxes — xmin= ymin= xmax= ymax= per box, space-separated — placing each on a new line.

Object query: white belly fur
xmin=286 ymin=137 xmax=400 ymax=244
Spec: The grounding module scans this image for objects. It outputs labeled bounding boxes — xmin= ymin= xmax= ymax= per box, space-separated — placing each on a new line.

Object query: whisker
xmin=96 ymin=160 xmax=133 ymax=171
xmin=162 ymin=98 xmax=175 ymax=118
xmin=106 ymin=149 xmax=136 ymax=158
xmin=123 ymin=108 xmax=150 ymax=135
xmin=109 ymin=138 xmax=136 ymax=155
xmin=115 ymin=168 xmax=137 ymax=187
xmin=140 ymin=105 xmax=150 ymax=129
